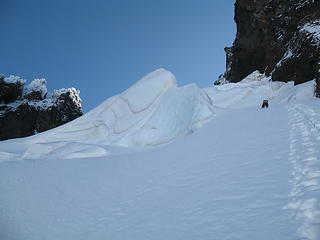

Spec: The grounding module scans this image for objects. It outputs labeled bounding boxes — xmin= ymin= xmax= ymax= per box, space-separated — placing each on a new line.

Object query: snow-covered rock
xmin=3 ymin=75 xmax=25 ymax=85
xmin=0 ymin=74 xmax=83 ymax=140
xmin=225 ymin=0 xmax=320 ymax=85
xmin=300 ymin=20 xmax=320 ymax=47
xmin=23 ymin=78 xmax=48 ymax=100
xmin=0 ymin=75 xmax=25 ymax=104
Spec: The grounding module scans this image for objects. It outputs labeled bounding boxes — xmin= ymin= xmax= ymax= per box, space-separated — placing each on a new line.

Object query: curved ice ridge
xmin=16 ymin=69 xmax=215 ymax=159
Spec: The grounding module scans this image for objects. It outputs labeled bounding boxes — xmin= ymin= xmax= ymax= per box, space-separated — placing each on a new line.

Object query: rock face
xmin=0 ymin=75 xmax=82 ymax=140
xmin=224 ymin=0 xmax=320 ymax=85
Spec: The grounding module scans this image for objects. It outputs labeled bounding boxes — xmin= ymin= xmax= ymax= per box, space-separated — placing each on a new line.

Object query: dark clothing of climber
xmin=261 ymin=100 xmax=269 ymax=108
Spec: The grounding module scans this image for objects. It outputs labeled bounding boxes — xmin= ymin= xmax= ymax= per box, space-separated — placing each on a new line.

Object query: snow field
xmin=0 ymin=69 xmax=319 ymax=239
xmin=0 ymin=104 xmax=297 ymax=240
xmin=0 ymin=70 xmax=316 ymax=161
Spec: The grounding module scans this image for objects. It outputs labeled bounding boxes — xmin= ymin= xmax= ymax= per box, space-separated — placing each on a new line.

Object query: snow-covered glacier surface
xmin=0 ymin=69 xmax=316 ymax=160
xmin=0 ymin=69 xmax=320 ymax=240
xmin=0 ymin=69 xmax=215 ymax=160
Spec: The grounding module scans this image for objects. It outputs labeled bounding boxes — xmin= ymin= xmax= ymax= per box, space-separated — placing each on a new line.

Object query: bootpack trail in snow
xmin=286 ymin=103 xmax=320 ymax=240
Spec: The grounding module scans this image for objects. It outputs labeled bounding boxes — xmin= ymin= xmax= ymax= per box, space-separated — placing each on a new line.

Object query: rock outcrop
xmin=223 ymin=0 xmax=320 ymax=86
xmin=0 ymin=74 xmax=82 ymax=140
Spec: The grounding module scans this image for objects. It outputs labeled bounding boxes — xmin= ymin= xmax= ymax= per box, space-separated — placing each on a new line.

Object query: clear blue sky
xmin=0 ymin=0 xmax=236 ymax=112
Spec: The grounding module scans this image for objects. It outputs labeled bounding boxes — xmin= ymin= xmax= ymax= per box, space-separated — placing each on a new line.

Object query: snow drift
xmin=0 ymin=69 xmax=215 ymax=160
xmin=0 ymin=69 xmax=316 ymax=161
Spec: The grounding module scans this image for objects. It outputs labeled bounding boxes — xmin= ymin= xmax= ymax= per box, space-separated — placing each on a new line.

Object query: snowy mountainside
xmin=205 ymin=71 xmax=315 ymax=109
xmin=0 ymin=69 xmax=316 ymax=161
xmin=1 ymin=98 xmax=320 ymax=240
xmin=0 ymin=69 xmax=320 ymax=240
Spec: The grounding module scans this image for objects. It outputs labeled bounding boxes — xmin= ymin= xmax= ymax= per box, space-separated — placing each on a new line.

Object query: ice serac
xmin=224 ymin=0 xmax=320 ymax=85
xmin=18 ymin=69 xmax=215 ymax=159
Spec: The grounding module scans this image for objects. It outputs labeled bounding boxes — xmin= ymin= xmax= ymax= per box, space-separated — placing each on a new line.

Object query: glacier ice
xmin=0 ymin=69 xmax=317 ymax=160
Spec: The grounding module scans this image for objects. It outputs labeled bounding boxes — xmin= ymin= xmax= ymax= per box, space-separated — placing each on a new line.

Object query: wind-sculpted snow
xmin=0 ymin=70 xmax=316 ymax=161
xmin=0 ymin=69 xmax=215 ymax=160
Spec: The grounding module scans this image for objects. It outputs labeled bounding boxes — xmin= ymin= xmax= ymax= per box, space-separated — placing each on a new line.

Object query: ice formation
xmin=0 ymin=69 xmax=316 ymax=161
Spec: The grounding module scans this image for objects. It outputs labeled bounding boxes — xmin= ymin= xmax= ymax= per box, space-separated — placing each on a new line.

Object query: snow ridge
xmin=12 ymin=69 xmax=215 ymax=160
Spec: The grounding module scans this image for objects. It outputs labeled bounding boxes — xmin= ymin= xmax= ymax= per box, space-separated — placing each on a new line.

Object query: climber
xmin=261 ymin=100 xmax=269 ymax=108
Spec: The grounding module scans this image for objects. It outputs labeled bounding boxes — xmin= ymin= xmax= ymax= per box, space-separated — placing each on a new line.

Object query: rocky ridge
xmin=0 ymin=74 xmax=82 ymax=140
xmin=222 ymin=0 xmax=320 ymax=87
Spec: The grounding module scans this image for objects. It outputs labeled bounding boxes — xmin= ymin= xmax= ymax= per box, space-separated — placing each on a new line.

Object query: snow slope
xmin=0 ymin=70 xmax=315 ymax=161
xmin=1 ymin=101 xmax=320 ymax=240
xmin=0 ymin=69 xmax=319 ymax=240
xmin=204 ymin=71 xmax=315 ymax=109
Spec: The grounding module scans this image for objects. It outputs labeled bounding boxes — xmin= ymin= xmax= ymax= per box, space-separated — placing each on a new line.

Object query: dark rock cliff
xmin=0 ymin=75 xmax=83 ymax=140
xmin=223 ymin=0 xmax=320 ymax=85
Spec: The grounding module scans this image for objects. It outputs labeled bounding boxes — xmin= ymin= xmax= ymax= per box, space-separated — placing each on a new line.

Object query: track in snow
xmin=286 ymin=103 xmax=320 ymax=240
